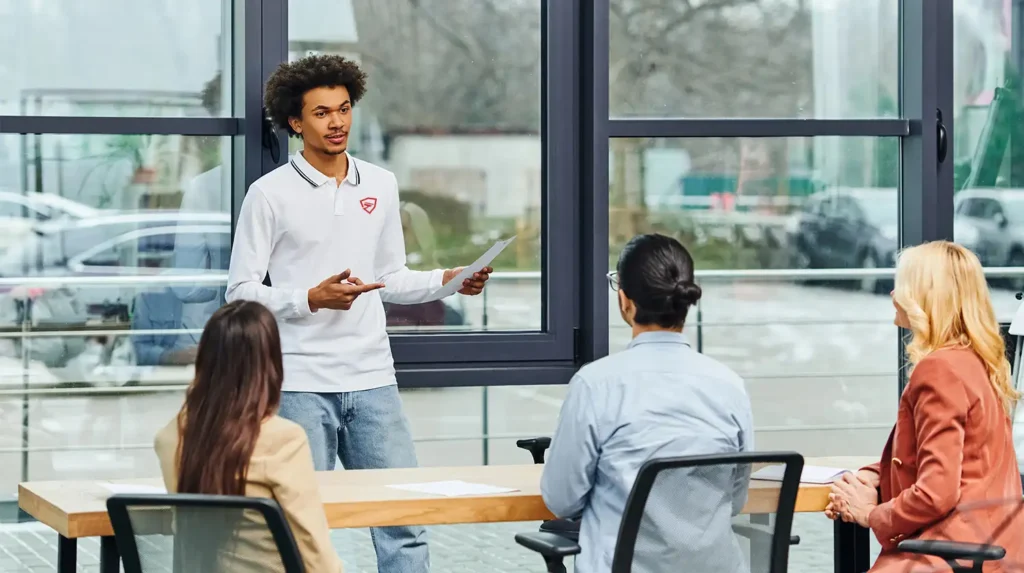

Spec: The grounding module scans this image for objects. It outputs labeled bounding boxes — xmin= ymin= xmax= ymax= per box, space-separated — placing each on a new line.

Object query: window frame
xmin=589 ymin=0 xmax=948 ymax=402
xmin=254 ymin=0 xmax=580 ymax=382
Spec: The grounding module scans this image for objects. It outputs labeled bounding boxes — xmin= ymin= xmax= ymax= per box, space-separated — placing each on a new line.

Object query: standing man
xmin=226 ymin=55 xmax=491 ymax=573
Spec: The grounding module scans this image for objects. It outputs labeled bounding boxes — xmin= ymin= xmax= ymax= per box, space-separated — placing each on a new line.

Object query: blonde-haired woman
xmin=826 ymin=240 xmax=1023 ymax=572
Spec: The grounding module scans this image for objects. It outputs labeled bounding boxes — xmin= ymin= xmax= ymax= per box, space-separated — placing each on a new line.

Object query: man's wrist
xmin=307 ymin=288 xmax=320 ymax=312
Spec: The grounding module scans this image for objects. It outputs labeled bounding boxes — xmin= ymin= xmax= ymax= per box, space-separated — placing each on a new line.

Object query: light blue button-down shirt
xmin=540 ymin=331 xmax=754 ymax=573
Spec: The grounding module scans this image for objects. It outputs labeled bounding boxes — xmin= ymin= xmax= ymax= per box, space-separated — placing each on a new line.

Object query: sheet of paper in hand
xmin=431 ymin=236 xmax=516 ymax=299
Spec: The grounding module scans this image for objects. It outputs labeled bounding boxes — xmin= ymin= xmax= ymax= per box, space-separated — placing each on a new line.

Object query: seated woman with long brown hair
xmin=826 ymin=241 xmax=1023 ymax=572
xmin=154 ymin=300 xmax=343 ymax=572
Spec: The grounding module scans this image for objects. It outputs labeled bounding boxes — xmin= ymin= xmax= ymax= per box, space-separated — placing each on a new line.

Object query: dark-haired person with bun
xmin=541 ymin=234 xmax=754 ymax=573
xmin=154 ymin=300 xmax=342 ymax=572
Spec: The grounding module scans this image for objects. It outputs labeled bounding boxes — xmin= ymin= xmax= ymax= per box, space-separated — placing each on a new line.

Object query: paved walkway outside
xmin=0 ymin=513 xmax=877 ymax=572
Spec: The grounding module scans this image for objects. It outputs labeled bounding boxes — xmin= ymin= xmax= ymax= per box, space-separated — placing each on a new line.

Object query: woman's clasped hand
xmin=825 ymin=470 xmax=880 ymax=528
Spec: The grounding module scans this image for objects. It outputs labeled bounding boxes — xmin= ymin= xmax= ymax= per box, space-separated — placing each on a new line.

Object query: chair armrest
xmin=539 ymin=517 xmax=580 ymax=542
xmin=515 ymin=531 xmax=582 ymax=558
xmin=732 ymin=523 xmax=800 ymax=546
xmin=516 ymin=437 xmax=552 ymax=464
xmin=898 ymin=540 xmax=1005 ymax=563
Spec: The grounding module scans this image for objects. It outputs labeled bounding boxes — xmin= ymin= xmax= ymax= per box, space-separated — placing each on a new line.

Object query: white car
xmin=0 ymin=191 xmax=103 ymax=252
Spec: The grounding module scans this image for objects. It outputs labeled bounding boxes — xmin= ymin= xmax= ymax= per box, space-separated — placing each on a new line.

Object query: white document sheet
xmin=1010 ymin=298 xmax=1024 ymax=335
xmin=431 ymin=236 xmax=516 ymax=299
xmin=99 ymin=483 xmax=167 ymax=495
xmin=751 ymin=465 xmax=850 ymax=485
xmin=386 ymin=480 xmax=519 ymax=497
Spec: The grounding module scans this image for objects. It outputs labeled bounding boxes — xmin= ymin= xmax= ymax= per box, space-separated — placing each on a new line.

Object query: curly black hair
xmin=264 ymin=54 xmax=368 ymax=136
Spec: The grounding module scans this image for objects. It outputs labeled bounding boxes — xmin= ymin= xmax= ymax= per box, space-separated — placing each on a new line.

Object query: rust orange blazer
xmin=862 ymin=347 xmax=1023 ymax=572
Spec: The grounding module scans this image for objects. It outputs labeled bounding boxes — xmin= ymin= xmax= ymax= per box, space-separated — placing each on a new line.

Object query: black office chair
xmin=106 ymin=494 xmax=305 ymax=573
xmin=517 ymin=437 xmax=582 ymax=543
xmin=897 ymin=497 xmax=1023 ymax=573
xmin=515 ymin=451 xmax=804 ymax=573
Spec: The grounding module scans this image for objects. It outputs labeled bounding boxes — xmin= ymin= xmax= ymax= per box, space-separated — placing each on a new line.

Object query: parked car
xmin=0 ymin=212 xmax=230 ymax=281
xmin=0 ymin=190 xmax=103 ymax=252
xmin=0 ymin=221 xmax=230 ymax=385
xmin=786 ymin=188 xmax=898 ymax=294
xmin=954 ymin=189 xmax=1024 ymax=288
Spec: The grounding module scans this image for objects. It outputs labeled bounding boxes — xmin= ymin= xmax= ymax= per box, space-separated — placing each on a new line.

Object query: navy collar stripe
xmin=291 ymin=156 xmax=361 ymax=187
xmin=290 ymin=160 xmax=318 ymax=187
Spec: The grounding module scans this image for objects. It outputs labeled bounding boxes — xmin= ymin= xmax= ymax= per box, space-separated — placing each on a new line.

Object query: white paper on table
xmin=431 ymin=236 xmax=516 ymax=299
xmin=386 ymin=480 xmax=519 ymax=497
xmin=99 ymin=483 xmax=167 ymax=495
xmin=751 ymin=465 xmax=850 ymax=485
xmin=1009 ymin=298 xmax=1024 ymax=335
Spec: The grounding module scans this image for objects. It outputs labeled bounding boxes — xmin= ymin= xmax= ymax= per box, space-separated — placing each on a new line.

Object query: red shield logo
xmin=359 ymin=197 xmax=377 ymax=214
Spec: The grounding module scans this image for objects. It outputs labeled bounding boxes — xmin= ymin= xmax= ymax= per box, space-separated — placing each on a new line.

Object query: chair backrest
xmin=610 ymin=451 xmax=804 ymax=573
xmin=106 ymin=494 xmax=305 ymax=573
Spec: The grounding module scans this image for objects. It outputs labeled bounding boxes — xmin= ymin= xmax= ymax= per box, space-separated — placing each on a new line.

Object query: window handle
xmin=936 ymin=109 xmax=948 ymax=164
xmin=261 ymin=110 xmax=281 ymax=164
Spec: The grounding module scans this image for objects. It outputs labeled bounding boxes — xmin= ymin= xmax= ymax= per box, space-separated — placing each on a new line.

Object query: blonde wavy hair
xmin=893 ymin=241 xmax=1019 ymax=415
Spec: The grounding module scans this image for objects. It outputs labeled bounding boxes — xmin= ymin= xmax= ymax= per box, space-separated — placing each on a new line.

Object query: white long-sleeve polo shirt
xmin=226 ymin=151 xmax=445 ymax=393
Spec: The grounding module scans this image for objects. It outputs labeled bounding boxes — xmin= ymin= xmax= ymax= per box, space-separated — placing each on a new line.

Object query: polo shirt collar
xmin=290 ymin=151 xmax=361 ymax=188
xmin=627 ymin=330 xmax=690 ymax=350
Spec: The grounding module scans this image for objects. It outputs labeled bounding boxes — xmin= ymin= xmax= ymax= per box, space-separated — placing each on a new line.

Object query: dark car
xmin=786 ymin=188 xmax=898 ymax=294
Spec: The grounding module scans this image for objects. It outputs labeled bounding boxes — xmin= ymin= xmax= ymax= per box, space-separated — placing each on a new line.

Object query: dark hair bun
xmin=674 ymin=280 xmax=702 ymax=306
xmin=615 ymin=234 xmax=701 ymax=329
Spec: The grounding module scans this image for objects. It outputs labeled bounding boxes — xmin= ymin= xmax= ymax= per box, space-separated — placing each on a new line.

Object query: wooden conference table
xmin=19 ymin=456 xmax=875 ymax=573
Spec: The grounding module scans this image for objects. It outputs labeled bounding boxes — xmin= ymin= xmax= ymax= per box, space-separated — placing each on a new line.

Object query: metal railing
xmin=3 ymin=265 xmax=1024 ymax=360
xmin=1 ymin=266 xmax=1022 ymax=477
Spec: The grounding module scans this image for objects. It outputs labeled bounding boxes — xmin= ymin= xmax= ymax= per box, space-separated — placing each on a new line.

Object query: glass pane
xmin=401 ymin=385 xmax=569 ymax=468
xmin=287 ymin=0 xmax=543 ymax=333
xmin=0 ymin=0 xmax=232 ymax=117
xmin=402 ymin=386 xmax=484 ymax=467
xmin=608 ymin=137 xmax=899 ymax=446
xmin=950 ymin=0 xmax=1024 ymax=476
xmin=609 ymin=0 xmax=899 ymax=118
xmin=0 ymin=134 xmax=231 ymax=496
xmin=486 ymin=384 xmax=569 ymax=465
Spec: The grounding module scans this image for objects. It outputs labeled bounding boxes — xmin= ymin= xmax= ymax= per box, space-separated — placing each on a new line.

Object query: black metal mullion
xmin=579 ymin=0 xmax=611 ymax=364
xmin=0 ymin=116 xmax=240 ymax=136
xmin=540 ymin=0 xmax=579 ymax=359
xmin=900 ymin=0 xmax=954 ymax=248
xmin=396 ymin=362 xmax=576 ymax=388
xmin=608 ymin=118 xmax=910 ymax=139
xmin=262 ymin=0 xmax=288 ymax=173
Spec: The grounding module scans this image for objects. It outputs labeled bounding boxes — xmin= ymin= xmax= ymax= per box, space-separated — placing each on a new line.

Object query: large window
xmin=288 ymin=0 xmax=544 ymax=334
xmin=949 ymin=0 xmax=1024 ymax=475
xmin=950 ymin=0 xmax=1024 ymax=308
xmin=608 ymin=0 xmax=899 ymax=119
xmin=0 ymin=0 xmax=232 ymax=117
xmin=607 ymin=136 xmax=900 ymax=455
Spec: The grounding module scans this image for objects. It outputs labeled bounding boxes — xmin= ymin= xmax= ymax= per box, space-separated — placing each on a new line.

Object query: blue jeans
xmin=278 ymin=385 xmax=428 ymax=573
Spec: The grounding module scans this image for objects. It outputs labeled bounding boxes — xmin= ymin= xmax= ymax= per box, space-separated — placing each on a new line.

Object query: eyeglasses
xmin=606 ymin=271 xmax=619 ymax=291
